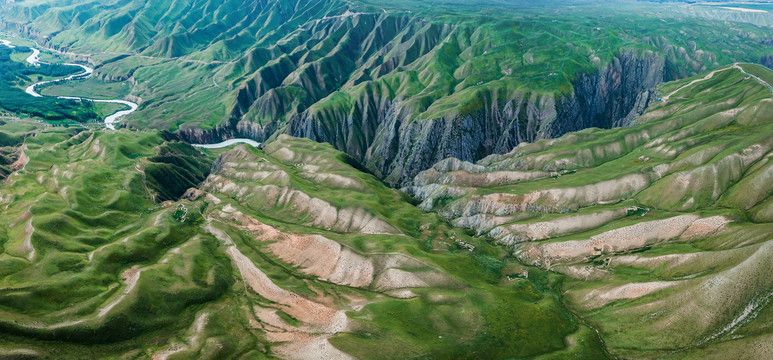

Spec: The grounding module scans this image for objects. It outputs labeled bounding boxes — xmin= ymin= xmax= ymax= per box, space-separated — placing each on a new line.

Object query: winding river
xmin=192 ymin=138 xmax=261 ymax=149
xmin=1 ymin=38 xmax=138 ymax=130
xmin=1 ymin=38 xmax=259 ymax=148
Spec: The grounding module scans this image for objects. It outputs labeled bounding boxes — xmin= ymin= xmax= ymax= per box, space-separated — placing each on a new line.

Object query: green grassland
xmin=40 ymin=77 xmax=132 ymax=100
xmin=0 ymin=121 xmax=611 ymax=358
xmin=138 ymin=6 xmax=773 ymax=132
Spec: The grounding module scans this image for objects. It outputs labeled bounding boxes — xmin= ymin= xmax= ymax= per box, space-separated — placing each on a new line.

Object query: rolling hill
xmin=408 ymin=62 xmax=773 ymax=358
xmin=0 ymin=122 xmax=607 ymax=359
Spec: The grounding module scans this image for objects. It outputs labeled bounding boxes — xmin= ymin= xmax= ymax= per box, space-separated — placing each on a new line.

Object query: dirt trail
xmin=216 ymin=207 xmax=451 ymax=292
xmin=216 ymin=209 xmax=375 ymax=287
xmin=489 ymin=207 xmax=631 ymax=245
xmin=10 ymin=145 xmax=29 ymax=172
xmin=663 ymin=63 xmax=773 ymax=102
xmin=733 ymin=63 xmax=773 ymax=95
xmin=662 ymin=67 xmax=732 ymax=101
xmin=519 ymin=215 xmax=701 ymax=266
xmin=206 ymin=177 xmax=400 ymax=235
xmin=19 ymin=217 xmax=35 ymax=261
xmin=98 ymin=267 xmax=143 ymax=317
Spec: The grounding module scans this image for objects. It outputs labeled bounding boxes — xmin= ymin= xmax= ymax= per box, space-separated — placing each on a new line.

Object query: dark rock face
xmin=164 ymin=12 xmax=667 ymax=187
xmin=549 ymin=53 xmax=665 ymax=136
xmin=359 ymin=95 xmax=556 ymax=186
xmin=177 ymin=117 xmax=274 ymax=144
xmin=177 ymin=119 xmax=240 ymax=144
xmin=177 ymin=52 xmax=666 ymax=187
xmin=288 ymin=53 xmax=666 ymax=187
xmin=761 ymin=55 xmax=773 ymax=69
xmin=0 ymin=4 xmax=749 ymax=189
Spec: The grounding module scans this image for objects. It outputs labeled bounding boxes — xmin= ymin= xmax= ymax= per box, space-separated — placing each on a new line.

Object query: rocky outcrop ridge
xmin=181 ymin=49 xmax=666 ymax=187
xmin=169 ymin=11 xmax=689 ymax=187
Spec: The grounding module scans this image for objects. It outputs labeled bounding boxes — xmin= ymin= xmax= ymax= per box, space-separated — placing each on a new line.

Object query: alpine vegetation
xmin=0 ymin=0 xmax=772 ymax=359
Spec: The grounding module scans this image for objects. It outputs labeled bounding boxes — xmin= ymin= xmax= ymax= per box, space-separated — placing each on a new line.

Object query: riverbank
xmin=0 ymin=37 xmax=138 ymax=129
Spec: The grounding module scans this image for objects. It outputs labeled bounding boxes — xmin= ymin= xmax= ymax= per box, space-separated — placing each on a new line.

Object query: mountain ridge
xmin=4 ymin=0 xmax=773 ymax=185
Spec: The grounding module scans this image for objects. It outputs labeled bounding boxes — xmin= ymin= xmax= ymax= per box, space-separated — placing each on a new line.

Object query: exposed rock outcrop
xmin=289 ymin=52 xmax=665 ymax=186
xmin=760 ymin=55 xmax=773 ymax=69
xmin=163 ymin=10 xmax=678 ymax=187
xmin=182 ymin=51 xmax=665 ymax=187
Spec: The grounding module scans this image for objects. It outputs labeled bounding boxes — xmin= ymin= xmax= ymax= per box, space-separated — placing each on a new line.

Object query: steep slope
xmin=4 ymin=0 xmax=773 ymax=186
xmin=0 ymin=120 xmax=30 ymax=180
xmin=408 ymin=63 xmax=773 ymax=358
xmin=0 ymin=122 xmax=606 ymax=359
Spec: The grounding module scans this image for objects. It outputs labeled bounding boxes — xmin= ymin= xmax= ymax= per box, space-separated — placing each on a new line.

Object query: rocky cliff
xmin=359 ymin=52 xmax=666 ymax=186
xmin=170 ymin=8 xmax=739 ymax=188
xmin=761 ymin=55 xmax=773 ymax=69
xmin=180 ymin=50 xmax=666 ymax=187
